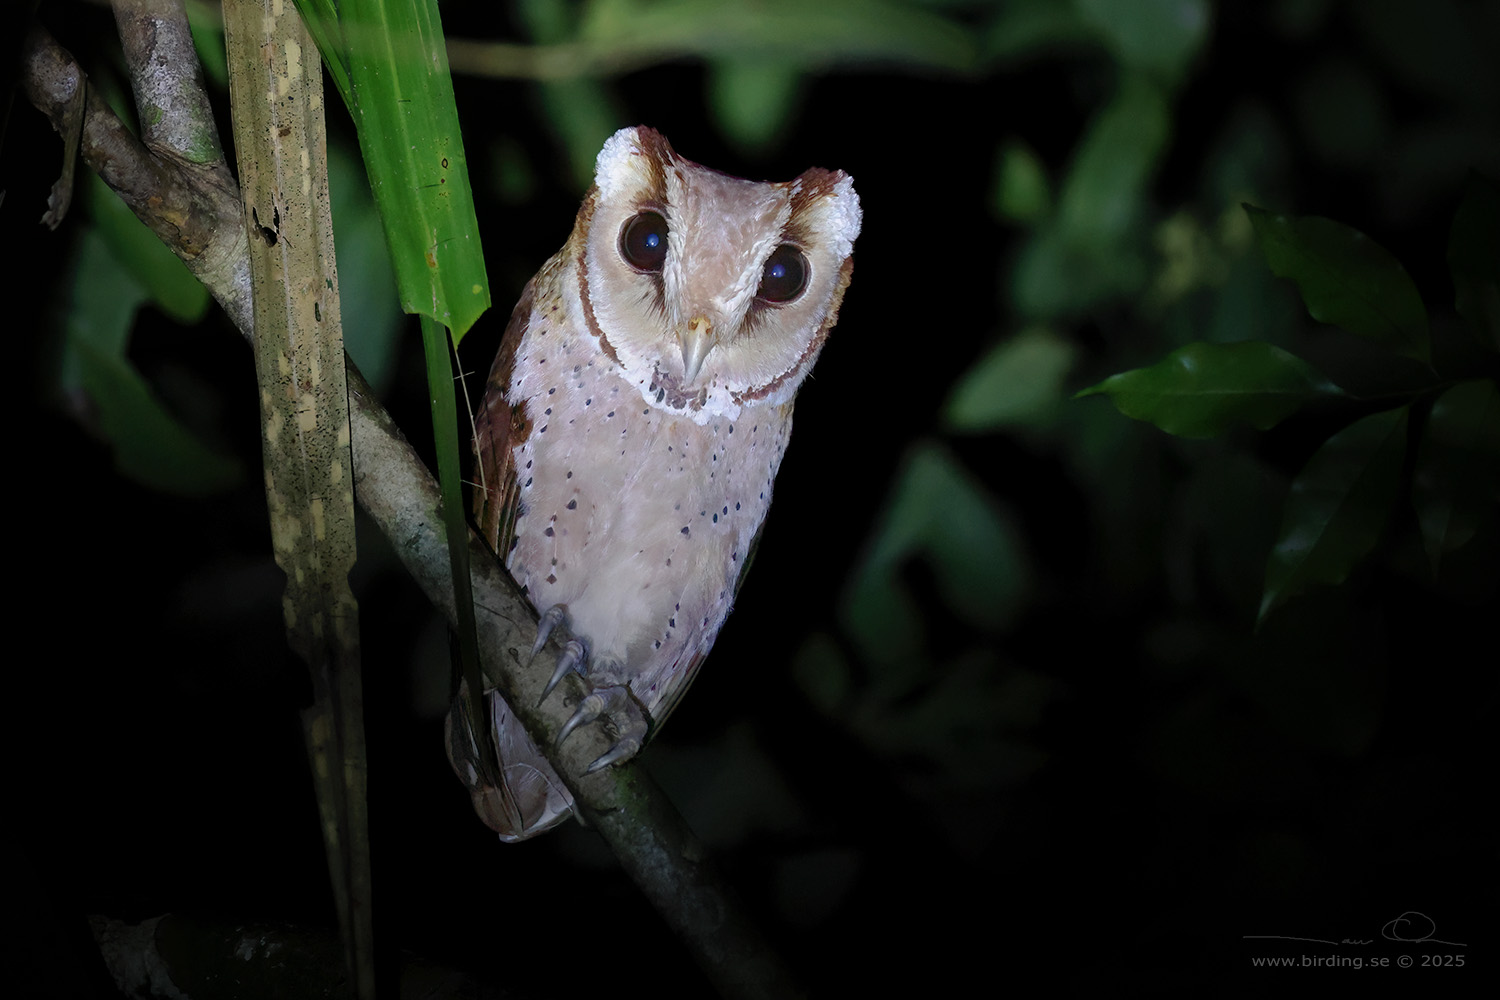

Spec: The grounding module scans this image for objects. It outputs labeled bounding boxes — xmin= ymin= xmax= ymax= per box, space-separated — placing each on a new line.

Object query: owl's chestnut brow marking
xmin=452 ymin=125 xmax=860 ymax=841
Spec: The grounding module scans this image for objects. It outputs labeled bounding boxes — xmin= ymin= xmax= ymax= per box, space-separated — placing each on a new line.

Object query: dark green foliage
xmin=1077 ymin=340 xmax=1345 ymax=439
xmin=1084 ymin=191 xmax=1499 ymax=623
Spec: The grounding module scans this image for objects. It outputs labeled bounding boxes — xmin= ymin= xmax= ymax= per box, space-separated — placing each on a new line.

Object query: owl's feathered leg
xmin=530 ymin=604 xmax=650 ymax=772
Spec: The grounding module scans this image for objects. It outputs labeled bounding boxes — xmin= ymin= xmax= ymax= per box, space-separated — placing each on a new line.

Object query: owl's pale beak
xmin=679 ymin=315 xmax=717 ymax=384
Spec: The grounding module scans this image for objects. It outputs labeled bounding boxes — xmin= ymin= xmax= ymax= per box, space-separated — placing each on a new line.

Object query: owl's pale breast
xmin=502 ymin=266 xmax=793 ymax=714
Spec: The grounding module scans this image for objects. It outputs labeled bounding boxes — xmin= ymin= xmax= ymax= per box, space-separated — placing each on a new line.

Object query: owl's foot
xmin=559 ymin=683 xmax=647 ymax=772
xmin=530 ymin=604 xmax=586 ymax=703
xmin=530 ymin=604 xmax=570 ymax=661
xmin=530 ymin=604 xmax=649 ymax=772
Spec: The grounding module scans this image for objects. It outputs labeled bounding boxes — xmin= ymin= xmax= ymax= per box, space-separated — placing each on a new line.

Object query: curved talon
xmin=585 ymin=737 xmax=642 ymax=773
xmin=539 ymin=639 xmax=586 ymax=705
xmin=557 ymin=692 xmax=607 ymax=745
xmin=530 ymin=604 xmax=568 ymax=661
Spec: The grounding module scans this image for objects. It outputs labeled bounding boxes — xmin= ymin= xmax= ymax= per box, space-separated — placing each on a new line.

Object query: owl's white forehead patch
xmin=822 ymin=175 xmax=862 ymax=260
xmin=595 ymin=127 xmax=656 ymax=200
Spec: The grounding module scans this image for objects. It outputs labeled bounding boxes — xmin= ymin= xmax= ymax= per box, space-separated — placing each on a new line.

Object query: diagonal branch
xmin=23 ymin=12 xmax=801 ymax=999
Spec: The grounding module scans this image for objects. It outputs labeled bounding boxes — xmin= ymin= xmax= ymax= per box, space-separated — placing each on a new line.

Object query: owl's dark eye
xmin=620 ymin=211 xmax=669 ymax=272
xmin=757 ymin=245 xmax=809 ymax=304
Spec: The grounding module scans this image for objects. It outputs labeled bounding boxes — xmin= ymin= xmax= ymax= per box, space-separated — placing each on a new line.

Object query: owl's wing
xmin=472 ymin=276 xmax=536 ymax=554
xmin=462 ymin=275 xmax=588 ymax=840
xmin=645 ymin=514 xmax=771 ymax=734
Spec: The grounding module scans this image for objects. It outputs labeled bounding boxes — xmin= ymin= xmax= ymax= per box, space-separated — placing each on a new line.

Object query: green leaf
xmin=992 ymin=138 xmax=1051 ymax=223
xmin=299 ymin=0 xmax=492 ymax=340
xmin=73 ymin=345 xmax=243 ymax=497
xmin=708 ymin=58 xmax=804 ymax=153
xmin=1059 ymin=74 xmax=1170 ymax=245
xmin=1075 ymin=0 xmax=1211 ymax=80
xmin=60 ymin=230 xmax=240 ymax=495
xmin=327 ymin=142 xmax=401 ymax=394
xmin=1446 ymin=172 xmax=1499 ymax=349
xmin=791 ymin=631 xmax=854 ymax=716
xmin=1413 ymin=379 xmax=1500 ymax=576
xmin=1076 ymin=341 xmax=1344 ymax=438
xmin=577 ymin=0 xmax=977 ymax=74
xmin=1012 ymin=74 xmax=1168 ymax=316
xmin=984 ymin=0 xmax=1091 ymax=64
xmin=63 ymin=228 xmax=144 ymax=371
xmin=537 ymin=78 xmax=626 ymax=192
xmin=1244 ymin=204 xmax=1430 ymax=361
xmin=1259 ymin=407 xmax=1408 ymax=624
xmin=186 ymin=2 xmax=230 ymax=89
xmin=841 ymin=443 xmax=1029 ymax=686
xmin=944 ymin=326 xmax=1075 ymax=431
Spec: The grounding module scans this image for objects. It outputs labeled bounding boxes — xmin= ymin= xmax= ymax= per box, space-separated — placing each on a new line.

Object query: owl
xmin=447 ymin=126 xmax=861 ymax=840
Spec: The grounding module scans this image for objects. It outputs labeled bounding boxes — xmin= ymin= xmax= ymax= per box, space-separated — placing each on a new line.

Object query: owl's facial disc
xmin=578 ymin=126 xmax=861 ymax=418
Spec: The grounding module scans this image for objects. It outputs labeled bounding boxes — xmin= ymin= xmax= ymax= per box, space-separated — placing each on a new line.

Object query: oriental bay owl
xmin=446 ymin=126 xmax=861 ymax=840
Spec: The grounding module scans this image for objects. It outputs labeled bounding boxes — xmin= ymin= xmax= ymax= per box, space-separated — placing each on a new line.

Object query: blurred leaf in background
xmin=52 ymin=174 xmax=238 ymax=497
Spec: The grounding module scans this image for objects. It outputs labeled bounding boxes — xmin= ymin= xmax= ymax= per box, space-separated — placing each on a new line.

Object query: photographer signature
xmin=1244 ymin=910 xmax=1466 ymax=947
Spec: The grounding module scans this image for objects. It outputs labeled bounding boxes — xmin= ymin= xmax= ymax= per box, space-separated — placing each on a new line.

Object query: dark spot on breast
xmin=544 ymin=526 xmax=554 ymax=537
xmin=681 ymin=526 xmax=690 ymax=536
xmin=566 ymin=499 xmax=577 ymax=510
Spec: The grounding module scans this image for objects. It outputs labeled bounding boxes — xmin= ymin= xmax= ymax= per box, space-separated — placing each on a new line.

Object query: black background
xmin=6 ymin=1 xmax=1496 ymax=995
